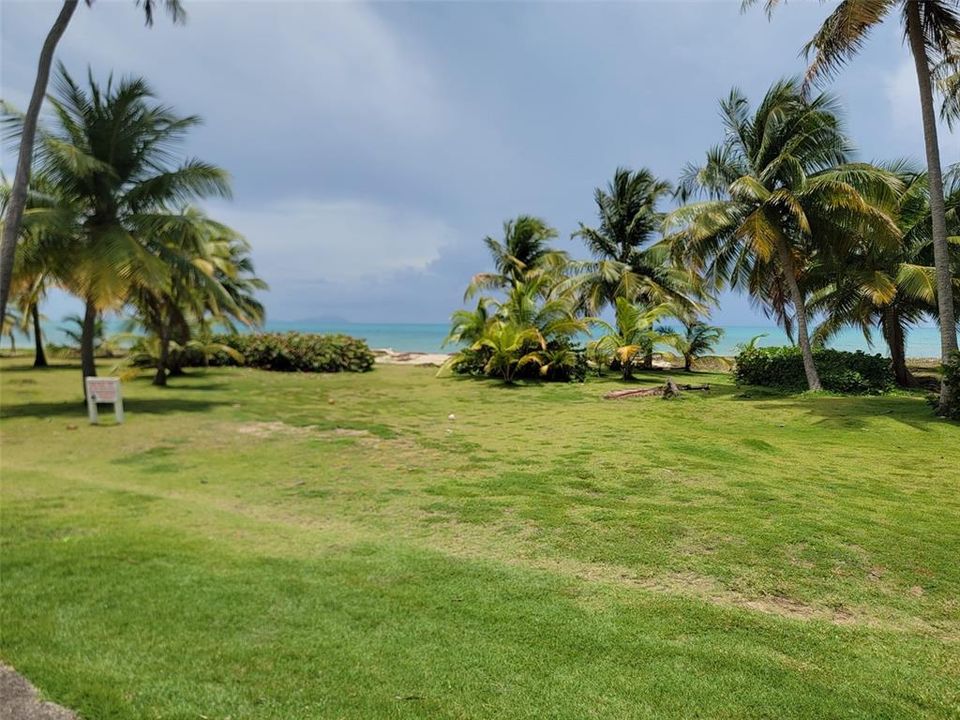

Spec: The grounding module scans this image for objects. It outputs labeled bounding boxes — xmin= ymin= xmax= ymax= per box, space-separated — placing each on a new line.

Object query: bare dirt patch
xmin=235 ymin=422 xmax=372 ymax=440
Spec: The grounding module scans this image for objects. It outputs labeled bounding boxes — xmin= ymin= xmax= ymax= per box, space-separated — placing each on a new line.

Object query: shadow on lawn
xmin=732 ymin=387 xmax=942 ymax=431
xmin=0 ymin=396 xmax=229 ymax=420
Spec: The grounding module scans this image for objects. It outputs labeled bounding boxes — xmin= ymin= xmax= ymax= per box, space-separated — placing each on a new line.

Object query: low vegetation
xmin=735 ymin=346 xmax=895 ymax=395
xmin=204 ymin=332 xmax=375 ymax=374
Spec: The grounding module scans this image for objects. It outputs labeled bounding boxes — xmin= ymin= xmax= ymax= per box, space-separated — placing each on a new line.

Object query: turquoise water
xmin=31 ymin=318 xmax=947 ymax=357
xmin=263 ymin=320 xmax=948 ymax=358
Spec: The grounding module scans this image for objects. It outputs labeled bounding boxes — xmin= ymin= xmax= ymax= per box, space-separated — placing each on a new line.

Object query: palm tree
xmin=743 ymin=0 xmax=960 ymax=411
xmin=810 ymin=163 xmax=960 ymax=386
xmin=668 ymin=79 xmax=900 ymax=390
xmin=593 ymin=298 xmax=678 ymax=380
xmin=671 ymin=320 xmax=725 ymax=372
xmin=466 ymin=216 xmax=567 ymax=298
xmin=3 ymin=168 xmax=98 ymax=367
xmin=445 ymin=252 xmax=590 ymax=383
xmin=572 ymin=167 xmax=701 ymax=315
xmin=34 ymin=65 xmax=231 ymax=394
xmin=15 ymin=276 xmax=49 ymax=367
xmin=443 ymin=299 xmax=493 ymax=347
xmin=0 ymin=0 xmax=186 ymax=324
xmin=127 ymin=208 xmax=263 ymax=385
xmin=473 ymin=322 xmax=543 ymax=384
xmin=2 ymin=307 xmax=22 ymax=354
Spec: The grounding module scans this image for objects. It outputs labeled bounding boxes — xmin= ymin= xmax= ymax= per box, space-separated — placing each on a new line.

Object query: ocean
xmin=262 ymin=320 xmax=949 ymax=358
xmin=30 ymin=318 xmax=947 ymax=358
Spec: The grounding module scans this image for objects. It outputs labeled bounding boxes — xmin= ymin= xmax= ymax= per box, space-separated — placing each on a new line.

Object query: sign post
xmin=85 ymin=377 xmax=124 ymax=424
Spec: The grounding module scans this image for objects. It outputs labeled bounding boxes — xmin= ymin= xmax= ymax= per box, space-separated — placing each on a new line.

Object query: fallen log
xmin=603 ymin=379 xmax=710 ymax=400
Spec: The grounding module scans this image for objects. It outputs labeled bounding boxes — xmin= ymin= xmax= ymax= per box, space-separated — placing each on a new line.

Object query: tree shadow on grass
xmin=0 ymin=397 xmax=230 ymax=420
xmin=729 ymin=386 xmax=943 ymax=432
xmin=0 ymin=362 xmax=83 ymax=373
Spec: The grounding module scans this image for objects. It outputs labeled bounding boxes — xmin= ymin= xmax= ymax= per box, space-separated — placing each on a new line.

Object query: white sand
xmin=373 ymin=349 xmax=452 ymax=367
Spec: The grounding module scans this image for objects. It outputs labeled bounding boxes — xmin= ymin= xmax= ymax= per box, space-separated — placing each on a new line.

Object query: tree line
xmin=446 ymin=79 xmax=959 ymax=403
xmin=1 ymin=65 xmax=265 ymax=392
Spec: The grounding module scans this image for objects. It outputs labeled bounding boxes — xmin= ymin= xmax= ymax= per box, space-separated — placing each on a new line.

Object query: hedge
xmin=735 ymin=346 xmax=893 ymax=394
xmin=207 ymin=332 xmax=375 ymax=373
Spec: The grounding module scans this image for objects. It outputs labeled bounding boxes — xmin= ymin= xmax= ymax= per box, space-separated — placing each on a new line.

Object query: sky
xmin=1 ymin=0 xmax=958 ymax=326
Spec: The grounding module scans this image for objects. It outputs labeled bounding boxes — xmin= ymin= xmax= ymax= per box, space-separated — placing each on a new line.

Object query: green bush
xmin=735 ymin=346 xmax=893 ymax=394
xmin=450 ymin=341 xmax=586 ymax=383
xmin=206 ymin=332 xmax=374 ymax=373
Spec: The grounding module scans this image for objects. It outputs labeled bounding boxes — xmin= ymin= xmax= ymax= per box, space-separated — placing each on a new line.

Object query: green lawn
xmin=1 ymin=358 xmax=958 ymax=719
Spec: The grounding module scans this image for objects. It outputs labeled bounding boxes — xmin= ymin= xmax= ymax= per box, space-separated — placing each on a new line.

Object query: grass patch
xmin=1 ymin=358 xmax=958 ymax=718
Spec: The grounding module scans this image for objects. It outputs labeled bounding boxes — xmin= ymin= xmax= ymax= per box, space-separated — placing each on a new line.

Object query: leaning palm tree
xmin=668 ymin=79 xmax=900 ymax=390
xmin=33 ymin=65 xmax=231 ymax=394
xmin=743 ymin=0 xmax=960 ymax=411
xmin=0 ymin=0 xmax=186 ymax=324
xmin=126 ymin=208 xmax=262 ymax=385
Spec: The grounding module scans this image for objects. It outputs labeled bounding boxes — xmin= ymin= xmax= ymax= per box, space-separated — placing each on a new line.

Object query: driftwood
xmin=604 ymin=378 xmax=710 ymax=400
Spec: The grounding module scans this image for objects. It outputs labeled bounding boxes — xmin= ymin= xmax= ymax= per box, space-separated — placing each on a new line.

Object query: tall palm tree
xmin=743 ymin=0 xmax=960 ymax=411
xmin=466 ymin=216 xmax=567 ymax=298
xmin=34 ymin=64 xmax=231 ymax=394
xmin=668 ymin=79 xmax=900 ymax=390
xmin=810 ymin=163 xmax=960 ymax=386
xmin=573 ymin=167 xmax=700 ymax=315
xmin=0 ymin=0 xmax=186 ymax=324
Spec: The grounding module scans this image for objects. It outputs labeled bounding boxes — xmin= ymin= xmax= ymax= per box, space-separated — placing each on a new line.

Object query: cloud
xmin=211 ymin=197 xmax=458 ymax=310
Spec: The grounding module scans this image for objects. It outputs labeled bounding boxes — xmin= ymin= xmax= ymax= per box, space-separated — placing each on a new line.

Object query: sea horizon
xmin=263 ymin=320 xmax=950 ymax=358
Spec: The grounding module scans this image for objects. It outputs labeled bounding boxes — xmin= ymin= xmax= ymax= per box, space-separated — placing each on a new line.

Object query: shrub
xmin=204 ymin=332 xmax=374 ymax=373
xmin=735 ymin=346 xmax=893 ymax=394
xmin=449 ymin=340 xmax=586 ymax=383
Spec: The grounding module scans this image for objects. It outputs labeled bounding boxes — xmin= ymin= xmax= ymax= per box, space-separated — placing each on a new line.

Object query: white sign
xmin=85 ymin=377 xmax=124 ymax=424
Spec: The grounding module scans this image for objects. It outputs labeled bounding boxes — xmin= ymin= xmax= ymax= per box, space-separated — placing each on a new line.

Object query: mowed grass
xmin=1 ymin=357 xmax=958 ymax=719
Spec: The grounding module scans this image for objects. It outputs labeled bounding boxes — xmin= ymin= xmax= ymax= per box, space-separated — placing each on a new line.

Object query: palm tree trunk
xmin=775 ymin=237 xmax=821 ymax=391
xmin=882 ymin=307 xmax=913 ymax=388
xmin=80 ymin=296 xmax=97 ymax=396
xmin=642 ymin=350 xmax=654 ymax=369
xmin=906 ymin=1 xmax=958 ymax=413
xmin=684 ymin=354 xmax=692 ymax=372
xmin=153 ymin=327 xmax=170 ymax=386
xmin=31 ymin=303 xmax=47 ymax=368
xmin=0 ymin=0 xmax=79 ymax=324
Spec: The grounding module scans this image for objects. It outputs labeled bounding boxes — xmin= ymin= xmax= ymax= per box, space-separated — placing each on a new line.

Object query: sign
xmin=85 ymin=377 xmax=124 ymax=424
